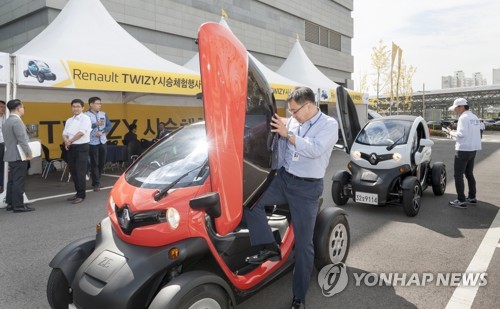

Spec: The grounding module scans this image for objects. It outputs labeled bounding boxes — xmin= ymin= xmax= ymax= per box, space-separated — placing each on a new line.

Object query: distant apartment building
xmin=473 ymin=72 xmax=487 ymax=86
xmin=441 ymin=70 xmax=487 ymax=89
xmin=493 ymin=68 xmax=500 ymax=84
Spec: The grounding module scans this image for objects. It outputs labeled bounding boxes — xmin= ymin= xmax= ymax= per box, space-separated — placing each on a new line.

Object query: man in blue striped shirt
xmin=85 ymin=97 xmax=111 ymax=191
xmin=244 ymin=87 xmax=338 ymax=308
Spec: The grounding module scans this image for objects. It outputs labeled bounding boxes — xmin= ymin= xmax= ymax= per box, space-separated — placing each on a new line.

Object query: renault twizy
xmin=23 ymin=60 xmax=57 ymax=83
xmin=332 ymin=88 xmax=446 ymax=217
xmin=47 ymin=23 xmax=350 ymax=309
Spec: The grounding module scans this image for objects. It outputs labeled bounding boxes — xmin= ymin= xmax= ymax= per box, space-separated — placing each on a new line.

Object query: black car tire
xmin=176 ymin=284 xmax=229 ymax=309
xmin=331 ymin=171 xmax=350 ymax=206
xmin=23 ymin=70 xmax=29 ymax=77
xmin=37 ymin=73 xmax=44 ymax=83
xmin=47 ymin=268 xmax=72 ymax=309
xmin=314 ymin=214 xmax=350 ymax=271
xmin=402 ymin=176 xmax=422 ymax=217
xmin=431 ymin=162 xmax=446 ymax=196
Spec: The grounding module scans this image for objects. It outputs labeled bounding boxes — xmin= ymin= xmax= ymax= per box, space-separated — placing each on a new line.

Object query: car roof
xmin=371 ymin=115 xmax=417 ymax=122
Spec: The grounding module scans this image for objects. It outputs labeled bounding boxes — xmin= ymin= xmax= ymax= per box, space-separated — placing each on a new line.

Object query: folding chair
xmin=41 ymin=144 xmax=65 ymax=179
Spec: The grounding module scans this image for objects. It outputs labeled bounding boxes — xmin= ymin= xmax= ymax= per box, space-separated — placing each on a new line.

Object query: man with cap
xmin=447 ymin=98 xmax=481 ymax=209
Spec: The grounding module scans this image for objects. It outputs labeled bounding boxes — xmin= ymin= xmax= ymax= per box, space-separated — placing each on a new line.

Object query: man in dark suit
xmin=2 ymin=99 xmax=34 ymax=213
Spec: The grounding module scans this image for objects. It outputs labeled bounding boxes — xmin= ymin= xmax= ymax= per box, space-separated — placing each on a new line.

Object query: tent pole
xmin=0 ymin=55 xmax=15 ymax=208
xmin=316 ymin=88 xmax=320 ymax=107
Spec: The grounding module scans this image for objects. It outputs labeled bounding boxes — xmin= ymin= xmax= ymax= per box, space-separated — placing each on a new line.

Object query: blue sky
xmin=352 ymin=0 xmax=500 ymax=92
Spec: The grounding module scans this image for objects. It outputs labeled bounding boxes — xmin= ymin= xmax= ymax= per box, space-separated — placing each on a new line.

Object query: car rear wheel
xmin=431 ymin=162 xmax=446 ymax=195
xmin=402 ymin=177 xmax=422 ymax=217
xmin=314 ymin=214 xmax=350 ymax=271
xmin=332 ymin=171 xmax=350 ymax=206
xmin=47 ymin=268 xmax=72 ymax=309
xmin=177 ymin=284 xmax=229 ymax=309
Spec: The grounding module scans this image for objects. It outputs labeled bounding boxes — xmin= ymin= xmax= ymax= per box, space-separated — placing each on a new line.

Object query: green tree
xmin=370 ymin=40 xmax=390 ymax=99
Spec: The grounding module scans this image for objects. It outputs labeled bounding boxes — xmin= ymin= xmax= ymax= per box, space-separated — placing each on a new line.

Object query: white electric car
xmin=332 ymin=87 xmax=447 ymax=217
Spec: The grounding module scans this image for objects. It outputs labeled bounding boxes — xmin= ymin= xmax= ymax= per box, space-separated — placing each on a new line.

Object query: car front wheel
xmin=402 ymin=177 xmax=422 ymax=217
xmin=47 ymin=268 xmax=72 ymax=309
xmin=332 ymin=171 xmax=351 ymax=206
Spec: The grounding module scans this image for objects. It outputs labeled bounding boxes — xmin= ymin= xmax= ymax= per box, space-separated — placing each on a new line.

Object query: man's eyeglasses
xmin=288 ymin=103 xmax=309 ymax=115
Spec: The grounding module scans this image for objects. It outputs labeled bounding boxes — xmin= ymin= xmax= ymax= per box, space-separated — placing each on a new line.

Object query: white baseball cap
xmin=448 ymin=98 xmax=468 ymax=111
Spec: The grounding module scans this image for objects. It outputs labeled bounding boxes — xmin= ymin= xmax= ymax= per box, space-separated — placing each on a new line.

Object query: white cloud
xmin=352 ymin=0 xmax=500 ymax=91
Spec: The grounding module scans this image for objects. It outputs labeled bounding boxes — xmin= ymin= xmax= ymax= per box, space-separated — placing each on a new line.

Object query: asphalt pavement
xmin=0 ymin=132 xmax=499 ymax=309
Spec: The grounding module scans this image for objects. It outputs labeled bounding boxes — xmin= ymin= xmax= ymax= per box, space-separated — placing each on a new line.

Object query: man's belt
xmin=282 ymin=168 xmax=321 ymax=182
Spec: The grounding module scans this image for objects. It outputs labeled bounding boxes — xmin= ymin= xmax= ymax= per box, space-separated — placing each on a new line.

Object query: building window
xmin=305 ymin=21 xmax=341 ymax=51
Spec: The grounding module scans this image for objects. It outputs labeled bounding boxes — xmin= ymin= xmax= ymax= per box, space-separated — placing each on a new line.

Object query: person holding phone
xmin=85 ymin=96 xmax=111 ymax=191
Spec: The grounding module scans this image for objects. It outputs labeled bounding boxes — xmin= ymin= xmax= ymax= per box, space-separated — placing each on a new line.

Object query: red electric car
xmin=47 ymin=23 xmax=350 ymax=309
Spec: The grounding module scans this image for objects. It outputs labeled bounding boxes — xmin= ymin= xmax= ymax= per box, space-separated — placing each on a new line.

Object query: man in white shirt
xmin=447 ymin=98 xmax=482 ymax=209
xmin=62 ymin=99 xmax=91 ymax=204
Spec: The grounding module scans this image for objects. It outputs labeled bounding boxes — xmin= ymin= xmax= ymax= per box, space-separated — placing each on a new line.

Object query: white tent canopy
xmin=185 ymin=16 xmax=305 ymax=100
xmin=277 ymin=40 xmax=339 ymax=101
xmin=15 ymin=0 xmax=195 ymax=73
xmin=14 ymin=0 xmax=199 ymax=95
xmin=248 ymin=53 xmax=302 ymax=88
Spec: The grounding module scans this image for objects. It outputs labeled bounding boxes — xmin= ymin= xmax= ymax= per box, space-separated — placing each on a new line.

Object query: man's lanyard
xmin=297 ymin=113 xmax=322 ymax=138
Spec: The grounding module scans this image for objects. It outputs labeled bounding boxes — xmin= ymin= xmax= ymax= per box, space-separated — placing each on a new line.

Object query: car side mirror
xmin=189 ymin=192 xmax=221 ymax=218
xmin=418 ymin=138 xmax=434 ymax=153
xmin=420 ymin=139 xmax=434 ymax=147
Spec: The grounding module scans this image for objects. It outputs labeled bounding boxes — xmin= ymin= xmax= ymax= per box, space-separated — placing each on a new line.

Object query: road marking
xmin=28 ymin=186 xmax=114 ymax=203
xmin=445 ymin=209 xmax=500 ymax=309
xmin=102 ymin=173 xmax=121 ymax=178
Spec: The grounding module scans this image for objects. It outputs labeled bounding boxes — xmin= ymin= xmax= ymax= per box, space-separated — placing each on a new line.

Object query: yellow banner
xmin=67 ymin=61 xmax=202 ymax=95
xmin=23 ymin=101 xmax=204 ymax=157
xmin=270 ymin=83 xmax=295 ymax=101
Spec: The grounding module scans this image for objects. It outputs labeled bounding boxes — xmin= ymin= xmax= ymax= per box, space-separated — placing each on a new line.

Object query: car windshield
xmin=124 ymin=123 xmax=208 ymax=189
xmin=356 ymin=119 xmax=412 ymax=147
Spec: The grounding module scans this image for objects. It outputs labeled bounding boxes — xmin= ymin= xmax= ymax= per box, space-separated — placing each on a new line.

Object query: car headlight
xmin=352 ymin=150 xmax=361 ymax=160
xmin=167 ymin=208 xmax=180 ymax=229
xmin=392 ymin=152 xmax=402 ymax=161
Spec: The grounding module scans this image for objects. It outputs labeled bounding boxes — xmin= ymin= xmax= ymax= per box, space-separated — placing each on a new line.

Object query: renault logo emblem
xmin=118 ymin=206 xmax=131 ymax=230
xmin=369 ymin=153 xmax=378 ymax=165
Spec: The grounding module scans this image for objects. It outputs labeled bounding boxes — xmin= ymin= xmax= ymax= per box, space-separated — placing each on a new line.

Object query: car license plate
xmin=355 ymin=191 xmax=378 ymax=205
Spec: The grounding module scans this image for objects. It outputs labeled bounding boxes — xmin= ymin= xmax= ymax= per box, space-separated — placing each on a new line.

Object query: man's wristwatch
xmin=287 ymin=131 xmax=294 ymax=140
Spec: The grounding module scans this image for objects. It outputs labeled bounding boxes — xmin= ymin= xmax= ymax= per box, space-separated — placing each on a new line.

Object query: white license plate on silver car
xmin=355 ymin=191 xmax=378 ymax=205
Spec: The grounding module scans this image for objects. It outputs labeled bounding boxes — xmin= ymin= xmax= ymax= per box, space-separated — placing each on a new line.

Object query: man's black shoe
xmin=66 ymin=195 xmax=77 ymax=201
xmin=6 ymin=205 xmax=13 ymax=211
xmin=245 ymin=248 xmax=281 ymax=264
xmin=13 ymin=205 xmax=35 ymax=213
xmin=292 ymin=297 xmax=306 ymax=309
